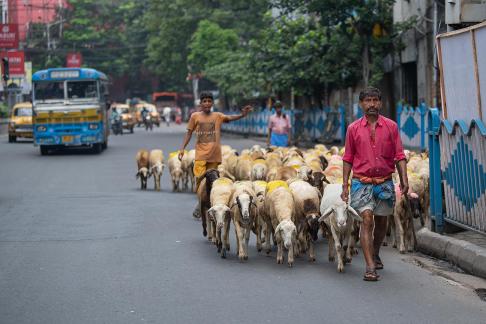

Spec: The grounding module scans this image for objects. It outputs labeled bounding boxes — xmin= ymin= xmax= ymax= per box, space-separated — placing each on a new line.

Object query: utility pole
xmin=1 ymin=0 xmax=7 ymax=24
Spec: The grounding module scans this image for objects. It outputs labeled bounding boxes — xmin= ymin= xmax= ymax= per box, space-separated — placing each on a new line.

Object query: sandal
xmin=363 ymin=268 xmax=380 ymax=281
xmin=374 ymin=255 xmax=384 ymax=270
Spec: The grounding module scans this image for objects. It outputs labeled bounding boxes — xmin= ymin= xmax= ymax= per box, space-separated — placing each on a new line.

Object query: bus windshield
xmin=14 ymin=108 xmax=32 ymax=116
xmin=67 ymin=81 xmax=98 ymax=99
xmin=34 ymin=82 xmax=65 ymax=101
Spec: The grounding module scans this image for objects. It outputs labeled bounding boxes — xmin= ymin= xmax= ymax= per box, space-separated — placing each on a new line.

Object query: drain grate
xmin=475 ymin=289 xmax=486 ymax=302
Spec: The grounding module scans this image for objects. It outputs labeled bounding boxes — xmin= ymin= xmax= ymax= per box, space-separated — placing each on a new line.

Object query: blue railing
xmin=397 ymin=103 xmax=428 ymax=151
xmin=221 ymin=106 xmax=346 ymax=143
xmin=428 ymin=108 xmax=486 ymax=234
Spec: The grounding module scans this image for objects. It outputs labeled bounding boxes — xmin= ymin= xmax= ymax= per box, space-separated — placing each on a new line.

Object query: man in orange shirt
xmin=178 ymin=92 xmax=252 ymax=216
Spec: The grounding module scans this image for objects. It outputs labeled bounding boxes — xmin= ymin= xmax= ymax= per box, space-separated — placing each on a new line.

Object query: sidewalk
xmin=0 ymin=118 xmax=8 ymax=136
xmin=417 ymin=228 xmax=486 ymax=280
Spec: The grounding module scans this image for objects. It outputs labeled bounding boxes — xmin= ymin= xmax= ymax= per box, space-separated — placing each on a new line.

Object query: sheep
xmin=310 ymin=171 xmax=330 ymax=195
xmin=181 ymin=149 xmax=195 ymax=192
xmin=252 ymin=180 xmax=268 ymax=252
xmin=265 ymin=152 xmax=283 ymax=170
xmin=149 ymin=149 xmax=165 ymax=191
xmin=319 ymin=184 xmax=362 ymax=272
xmin=197 ymin=169 xmax=220 ymax=239
xmin=251 ymin=159 xmax=268 ymax=181
xmin=230 ymin=181 xmax=257 ymax=261
xmin=221 ymin=152 xmax=238 ymax=180
xmin=264 ymin=181 xmax=297 ymax=267
xmin=235 ymin=154 xmax=252 ymax=180
xmin=217 ymin=164 xmax=236 ymax=181
xmin=208 ymin=177 xmax=234 ymax=258
xmin=270 ymin=166 xmax=297 ymax=182
xmin=288 ymin=179 xmax=321 ymax=262
xmin=168 ymin=152 xmax=184 ymax=192
xmin=390 ymin=183 xmax=422 ymax=253
xmin=135 ymin=149 xmax=150 ymax=190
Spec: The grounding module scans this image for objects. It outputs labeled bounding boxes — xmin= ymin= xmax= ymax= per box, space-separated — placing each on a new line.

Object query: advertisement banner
xmin=0 ymin=24 xmax=19 ymax=48
xmin=66 ymin=52 xmax=83 ymax=67
xmin=1 ymin=51 xmax=25 ymax=76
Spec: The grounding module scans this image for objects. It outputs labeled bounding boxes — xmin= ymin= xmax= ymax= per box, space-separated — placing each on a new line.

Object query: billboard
xmin=0 ymin=24 xmax=19 ymax=48
xmin=66 ymin=52 xmax=83 ymax=67
xmin=0 ymin=51 xmax=25 ymax=77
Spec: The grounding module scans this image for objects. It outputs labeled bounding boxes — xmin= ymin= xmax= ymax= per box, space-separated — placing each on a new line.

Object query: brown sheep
xmin=136 ymin=149 xmax=150 ymax=190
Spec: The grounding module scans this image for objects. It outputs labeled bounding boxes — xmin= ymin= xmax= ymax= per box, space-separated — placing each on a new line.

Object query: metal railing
xmin=428 ymin=108 xmax=486 ymax=234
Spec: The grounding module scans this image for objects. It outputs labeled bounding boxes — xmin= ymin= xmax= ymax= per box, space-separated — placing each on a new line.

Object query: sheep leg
xmin=242 ymin=226 xmax=250 ymax=260
xmin=234 ymin=222 xmax=245 ymax=262
xmin=329 ymin=226 xmax=344 ymax=272
xmin=277 ymin=241 xmax=284 ymax=264
xmin=395 ymin=211 xmax=406 ymax=254
xmin=345 ymin=232 xmax=354 ymax=264
xmin=223 ymin=220 xmax=231 ymax=254
xmin=328 ymin=235 xmax=335 ymax=262
xmin=264 ymin=221 xmax=272 ymax=254
xmin=211 ymin=221 xmax=217 ymax=245
xmin=288 ymin=241 xmax=294 ymax=267
xmin=255 ymin=217 xmax=262 ymax=252
xmin=308 ymin=238 xmax=316 ymax=262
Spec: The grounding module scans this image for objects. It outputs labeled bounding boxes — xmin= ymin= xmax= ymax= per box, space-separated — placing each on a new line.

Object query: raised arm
xmin=225 ymin=105 xmax=253 ymax=122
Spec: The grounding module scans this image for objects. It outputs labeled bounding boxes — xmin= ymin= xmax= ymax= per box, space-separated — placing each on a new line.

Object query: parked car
xmin=8 ymin=102 xmax=33 ymax=142
xmin=112 ymin=103 xmax=136 ymax=133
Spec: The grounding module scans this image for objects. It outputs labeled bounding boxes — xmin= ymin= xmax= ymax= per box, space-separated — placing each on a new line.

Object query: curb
xmin=417 ymin=228 xmax=486 ymax=280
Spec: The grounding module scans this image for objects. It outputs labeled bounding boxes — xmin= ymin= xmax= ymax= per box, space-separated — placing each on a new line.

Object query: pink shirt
xmin=268 ymin=114 xmax=291 ymax=135
xmin=342 ymin=115 xmax=406 ymax=178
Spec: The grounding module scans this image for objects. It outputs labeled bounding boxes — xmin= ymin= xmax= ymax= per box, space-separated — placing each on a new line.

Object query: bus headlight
xmin=36 ymin=125 xmax=47 ymax=132
xmin=88 ymin=123 xmax=99 ymax=130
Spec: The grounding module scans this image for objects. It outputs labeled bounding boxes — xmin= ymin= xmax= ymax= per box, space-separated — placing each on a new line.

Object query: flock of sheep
xmin=135 ymin=144 xmax=430 ymax=272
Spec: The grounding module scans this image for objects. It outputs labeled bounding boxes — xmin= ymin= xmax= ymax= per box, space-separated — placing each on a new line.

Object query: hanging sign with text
xmin=1 ymin=51 xmax=25 ymax=76
xmin=0 ymin=24 xmax=19 ymax=48
xmin=66 ymin=52 xmax=83 ymax=68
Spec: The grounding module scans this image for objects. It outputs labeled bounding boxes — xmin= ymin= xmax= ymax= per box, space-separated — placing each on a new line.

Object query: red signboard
xmin=66 ymin=52 xmax=83 ymax=68
xmin=0 ymin=24 xmax=19 ymax=48
xmin=0 ymin=51 xmax=25 ymax=76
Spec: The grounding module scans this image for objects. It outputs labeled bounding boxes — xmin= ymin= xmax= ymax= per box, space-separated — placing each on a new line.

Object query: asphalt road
xmin=1 ymin=124 xmax=485 ymax=324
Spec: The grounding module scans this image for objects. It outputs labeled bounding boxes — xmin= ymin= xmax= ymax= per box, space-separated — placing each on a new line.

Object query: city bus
xmin=32 ymin=68 xmax=110 ymax=155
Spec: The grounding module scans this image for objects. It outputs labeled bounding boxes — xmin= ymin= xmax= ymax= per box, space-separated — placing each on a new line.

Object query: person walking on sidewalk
xmin=266 ymin=101 xmax=292 ymax=147
xmin=178 ymin=92 xmax=253 ymax=216
xmin=341 ymin=87 xmax=409 ymax=282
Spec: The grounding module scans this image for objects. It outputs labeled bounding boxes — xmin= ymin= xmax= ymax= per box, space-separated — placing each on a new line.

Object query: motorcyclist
xmin=110 ymin=108 xmax=123 ymax=135
xmin=141 ymin=106 xmax=152 ymax=131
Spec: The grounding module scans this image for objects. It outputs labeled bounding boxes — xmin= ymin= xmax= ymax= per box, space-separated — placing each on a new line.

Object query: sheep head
xmin=275 ymin=219 xmax=297 ymax=250
xmin=207 ymin=205 xmax=231 ymax=230
xmin=172 ymin=168 xmax=183 ymax=183
xmin=407 ymin=192 xmax=422 ymax=220
xmin=136 ymin=167 xmax=150 ymax=188
xmin=252 ymin=163 xmax=267 ymax=180
xmin=319 ymin=201 xmax=361 ymax=230
xmin=306 ymin=213 xmax=320 ymax=241
xmin=232 ymin=193 xmax=256 ymax=225
xmin=151 ymin=162 xmax=165 ymax=177
xmin=297 ymin=165 xmax=313 ymax=182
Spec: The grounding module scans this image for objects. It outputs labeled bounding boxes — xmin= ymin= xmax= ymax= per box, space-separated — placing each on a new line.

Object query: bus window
xmin=67 ymin=81 xmax=98 ymax=99
xmin=34 ymin=82 xmax=65 ymax=101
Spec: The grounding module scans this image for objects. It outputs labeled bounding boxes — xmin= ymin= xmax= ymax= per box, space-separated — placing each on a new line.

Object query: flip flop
xmin=374 ymin=255 xmax=384 ymax=270
xmin=363 ymin=269 xmax=380 ymax=281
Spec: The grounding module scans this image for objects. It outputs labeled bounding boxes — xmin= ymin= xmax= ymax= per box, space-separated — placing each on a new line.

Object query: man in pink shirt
xmin=267 ymin=101 xmax=292 ymax=147
xmin=342 ymin=87 xmax=409 ymax=281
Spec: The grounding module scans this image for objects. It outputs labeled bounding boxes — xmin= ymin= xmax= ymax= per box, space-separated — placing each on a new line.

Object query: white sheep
xmin=251 ymin=159 xmax=268 ymax=181
xmin=208 ymin=177 xmax=234 ymax=258
xmin=319 ymin=184 xmax=362 ymax=272
xmin=181 ymin=149 xmax=195 ymax=192
xmin=168 ymin=152 xmax=184 ymax=192
xmin=288 ymin=179 xmax=321 ymax=262
xmin=264 ymin=181 xmax=297 ymax=267
xmin=149 ymin=149 xmax=165 ymax=191
xmin=135 ymin=149 xmax=150 ymax=190
xmin=230 ymin=181 xmax=257 ymax=261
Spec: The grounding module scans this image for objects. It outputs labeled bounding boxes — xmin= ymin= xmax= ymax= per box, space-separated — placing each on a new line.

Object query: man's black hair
xmin=200 ymin=92 xmax=213 ymax=101
xmin=359 ymin=87 xmax=381 ymax=101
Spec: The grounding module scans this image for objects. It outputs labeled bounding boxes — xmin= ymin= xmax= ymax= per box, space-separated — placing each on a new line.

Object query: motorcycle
xmin=111 ymin=115 xmax=123 ymax=135
xmin=144 ymin=114 xmax=153 ymax=131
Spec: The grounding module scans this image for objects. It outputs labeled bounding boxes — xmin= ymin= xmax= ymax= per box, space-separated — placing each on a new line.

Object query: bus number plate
xmin=62 ymin=136 xmax=73 ymax=143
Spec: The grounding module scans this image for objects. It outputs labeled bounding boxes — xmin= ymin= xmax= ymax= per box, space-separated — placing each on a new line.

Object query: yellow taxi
xmin=112 ymin=103 xmax=136 ymax=133
xmin=8 ymin=102 xmax=33 ymax=142
xmin=135 ymin=102 xmax=160 ymax=127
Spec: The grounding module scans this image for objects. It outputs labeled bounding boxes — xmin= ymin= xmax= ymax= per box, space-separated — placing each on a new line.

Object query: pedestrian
xmin=266 ymin=101 xmax=291 ymax=147
xmin=163 ymin=106 xmax=172 ymax=126
xmin=341 ymin=87 xmax=409 ymax=282
xmin=178 ymin=92 xmax=253 ymax=217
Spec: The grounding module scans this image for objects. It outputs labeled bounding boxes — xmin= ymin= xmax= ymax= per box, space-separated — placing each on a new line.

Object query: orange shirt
xmin=187 ymin=112 xmax=229 ymax=163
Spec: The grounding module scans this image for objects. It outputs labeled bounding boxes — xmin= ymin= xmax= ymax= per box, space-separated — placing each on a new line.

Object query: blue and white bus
xmin=32 ymin=68 xmax=110 ymax=155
